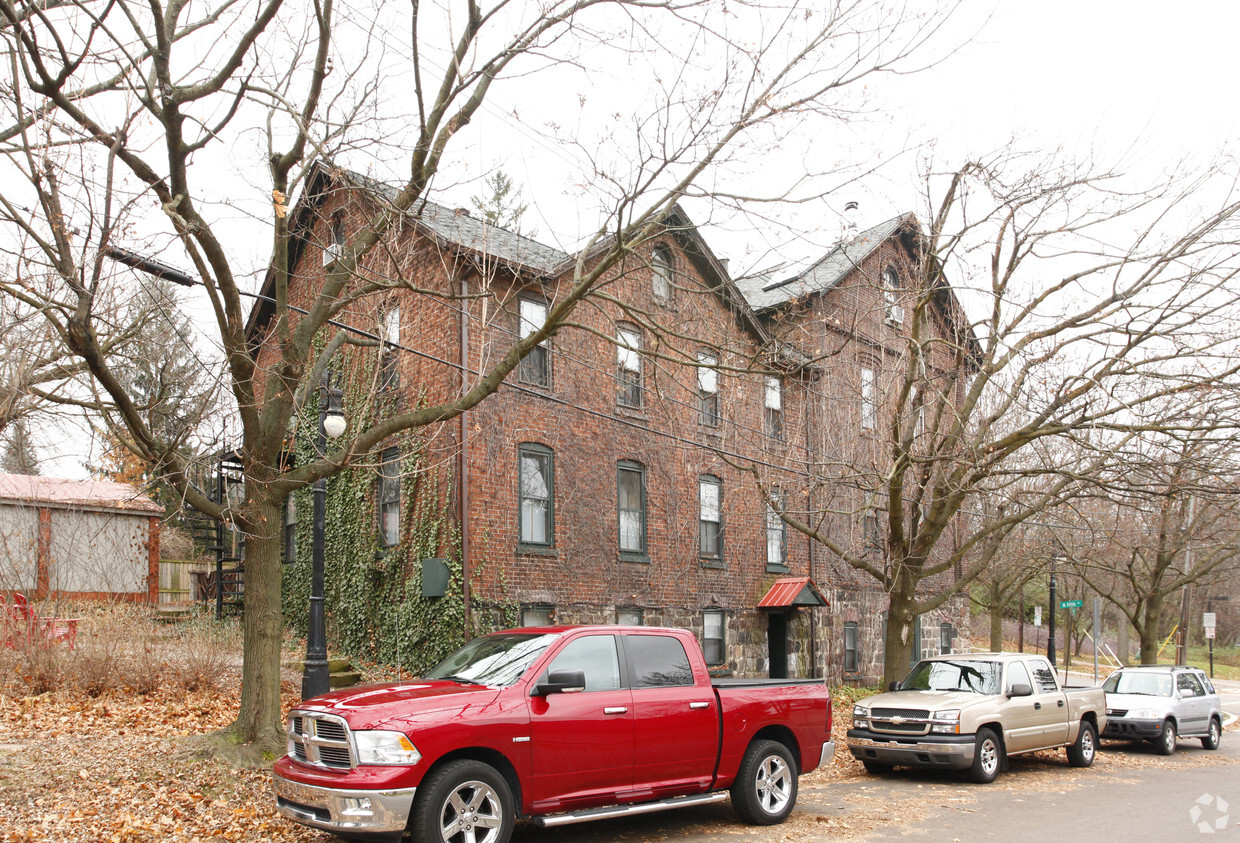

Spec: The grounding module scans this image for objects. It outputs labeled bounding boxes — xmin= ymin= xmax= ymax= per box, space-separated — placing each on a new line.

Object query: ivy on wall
xmin=281 ymin=348 xmax=517 ymax=675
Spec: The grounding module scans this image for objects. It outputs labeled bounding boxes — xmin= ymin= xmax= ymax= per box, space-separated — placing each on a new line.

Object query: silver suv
xmin=1102 ymin=665 xmax=1222 ymax=755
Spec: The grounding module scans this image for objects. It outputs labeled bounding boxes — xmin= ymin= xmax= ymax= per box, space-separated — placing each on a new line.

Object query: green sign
xmin=1060 ymin=600 xmax=1083 ymax=609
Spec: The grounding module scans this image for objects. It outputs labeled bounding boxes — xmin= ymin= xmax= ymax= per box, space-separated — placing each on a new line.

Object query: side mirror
xmin=533 ymin=669 xmax=586 ymax=696
xmin=887 ymin=681 xmax=900 ymax=692
xmin=1008 ymin=683 xmax=1033 ymax=697
xmin=1180 ymin=688 xmax=1196 ymax=698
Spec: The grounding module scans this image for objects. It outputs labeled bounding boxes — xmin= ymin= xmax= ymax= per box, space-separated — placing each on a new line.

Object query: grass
xmin=1158 ymin=643 xmax=1240 ymax=682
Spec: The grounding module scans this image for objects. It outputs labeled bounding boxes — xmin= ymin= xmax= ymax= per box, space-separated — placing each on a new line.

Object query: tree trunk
xmin=231 ymin=488 xmax=287 ymax=753
xmin=989 ymin=606 xmax=1004 ymax=651
xmin=882 ymin=589 xmax=917 ymax=688
xmin=1139 ymin=594 xmax=1164 ymax=665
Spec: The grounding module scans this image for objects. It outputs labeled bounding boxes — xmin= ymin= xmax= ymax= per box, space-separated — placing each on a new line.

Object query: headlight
xmin=354 ymin=730 xmax=422 ymax=765
xmin=853 ymin=704 xmax=868 ymax=717
xmin=931 ymin=709 xmax=960 ymax=735
xmin=1127 ymin=708 xmax=1157 ymax=719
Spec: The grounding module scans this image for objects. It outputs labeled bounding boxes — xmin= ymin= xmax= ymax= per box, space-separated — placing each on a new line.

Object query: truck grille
xmin=868 ymin=708 xmax=932 ymax=736
xmin=288 ymin=710 xmax=355 ymax=770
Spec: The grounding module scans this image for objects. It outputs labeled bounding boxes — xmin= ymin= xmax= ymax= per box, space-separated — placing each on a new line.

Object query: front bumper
xmin=273 ymin=772 xmax=416 ymax=841
xmin=846 ymin=728 xmax=976 ymax=770
xmin=1103 ymin=717 xmax=1164 ymax=739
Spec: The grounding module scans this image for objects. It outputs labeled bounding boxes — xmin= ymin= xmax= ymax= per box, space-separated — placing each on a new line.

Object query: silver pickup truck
xmin=847 ymin=652 xmax=1107 ymax=783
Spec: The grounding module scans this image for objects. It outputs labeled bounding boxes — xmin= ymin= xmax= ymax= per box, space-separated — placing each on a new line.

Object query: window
xmin=521 ymin=604 xmax=553 ymax=627
xmin=1006 ymin=659 xmax=1031 ymax=693
xmin=844 ymin=622 xmax=859 ymax=673
xmin=764 ymin=376 xmax=784 ymax=440
xmin=697 ymin=351 xmax=720 ymax=427
xmin=517 ymin=297 xmax=551 ymax=388
xmin=283 ymin=494 xmax=297 ymax=565
xmin=379 ymin=307 xmax=400 ymax=391
xmin=378 ymin=447 xmax=400 ymax=547
xmin=518 ymin=443 xmax=553 ymax=546
xmin=617 ymin=608 xmax=643 ymax=626
xmin=617 ymin=461 xmax=647 ymax=556
xmin=882 ymin=265 xmax=903 ymax=324
xmin=323 ymin=214 xmax=345 ymax=266
xmin=616 ymin=326 xmax=643 ymax=408
xmin=1029 ymin=658 xmax=1059 ymax=693
xmin=940 ymin=622 xmax=953 ymax=654
xmin=1178 ymin=672 xmax=1206 ymax=697
xmin=698 ymin=475 xmax=722 ymax=562
xmin=544 ymin=635 xmax=621 ymax=692
xmin=651 ymin=244 xmax=673 ymax=301
xmin=766 ymin=493 xmax=787 ymax=571
xmin=702 ymin=611 xmax=725 ymax=666
xmin=628 ymin=634 xmax=695 ymax=686
xmin=861 ymin=366 xmax=876 ymax=430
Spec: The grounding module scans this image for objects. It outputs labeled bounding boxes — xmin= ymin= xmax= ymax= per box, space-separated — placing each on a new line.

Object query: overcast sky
xmin=38 ymin=0 xmax=1240 ymax=478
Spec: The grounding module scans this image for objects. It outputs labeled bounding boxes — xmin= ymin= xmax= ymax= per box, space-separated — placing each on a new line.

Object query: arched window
xmin=882 ymin=265 xmax=904 ymax=324
xmin=616 ymin=325 xmax=643 ymax=408
xmin=652 ymin=244 xmax=673 ymax=301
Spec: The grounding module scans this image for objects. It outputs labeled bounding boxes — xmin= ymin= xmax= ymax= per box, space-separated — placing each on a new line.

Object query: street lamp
xmin=302 ymin=376 xmax=346 ymax=700
xmin=1208 ymin=595 xmax=1230 ymax=679
xmin=1048 ymin=555 xmax=1065 ymax=668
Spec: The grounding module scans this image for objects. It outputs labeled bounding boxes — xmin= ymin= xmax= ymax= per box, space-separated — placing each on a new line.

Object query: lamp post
xmin=1048 ymin=555 xmax=1062 ymax=668
xmin=1208 ymin=595 xmax=1230 ymax=679
xmin=302 ymin=376 xmax=346 ymax=700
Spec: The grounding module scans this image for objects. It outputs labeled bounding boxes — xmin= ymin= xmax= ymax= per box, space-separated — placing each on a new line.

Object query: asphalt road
xmin=514 ymin=679 xmax=1240 ymax=842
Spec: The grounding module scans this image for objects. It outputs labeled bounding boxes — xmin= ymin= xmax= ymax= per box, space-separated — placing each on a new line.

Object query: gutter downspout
xmin=458 ymin=269 xmax=472 ymax=640
xmin=804 ymin=368 xmax=818 ymax=679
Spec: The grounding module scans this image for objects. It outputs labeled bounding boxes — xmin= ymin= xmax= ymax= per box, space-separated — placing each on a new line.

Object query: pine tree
xmin=470 ymin=169 xmax=534 ymax=235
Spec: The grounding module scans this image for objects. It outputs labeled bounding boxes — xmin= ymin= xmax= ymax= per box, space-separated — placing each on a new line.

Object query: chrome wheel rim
xmin=1080 ymin=728 xmax=1095 ymax=762
xmin=1163 ymin=723 xmax=1176 ymax=753
xmin=979 ymin=737 xmax=999 ymax=776
xmin=755 ymin=754 xmax=792 ymax=815
xmin=1209 ymin=721 xmax=1220 ymax=746
xmin=439 ymin=780 xmax=503 ymax=843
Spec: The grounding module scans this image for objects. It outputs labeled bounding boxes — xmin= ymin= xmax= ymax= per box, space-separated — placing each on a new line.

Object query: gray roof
xmin=341 ymin=170 xmax=569 ymax=274
xmin=735 ymin=216 xmax=909 ymax=311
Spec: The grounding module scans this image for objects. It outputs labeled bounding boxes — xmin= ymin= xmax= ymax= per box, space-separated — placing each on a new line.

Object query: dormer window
xmin=652 ymin=245 xmax=673 ymax=302
xmin=882 ymin=265 xmax=904 ymax=325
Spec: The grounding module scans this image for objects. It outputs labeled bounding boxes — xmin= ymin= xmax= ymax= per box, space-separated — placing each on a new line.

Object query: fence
xmin=159 ymin=559 xmax=209 ymax=604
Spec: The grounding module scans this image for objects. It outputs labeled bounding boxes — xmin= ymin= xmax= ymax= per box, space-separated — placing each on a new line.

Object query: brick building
xmin=250 ymin=162 xmax=973 ymax=682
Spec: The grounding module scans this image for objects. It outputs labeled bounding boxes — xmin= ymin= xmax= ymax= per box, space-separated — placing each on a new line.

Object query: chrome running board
xmin=533 ymin=792 xmax=728 ymax=828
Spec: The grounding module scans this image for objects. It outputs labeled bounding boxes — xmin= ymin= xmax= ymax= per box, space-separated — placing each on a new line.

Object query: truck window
xmin=544 ymin=635 xmax=622 ymax=692
xmin=1028 ymin=659 xmax=1058 ymax=694
xmin=1006 ymin=659 xmax=1031 ymax=693
xmin=627 ymin=635 xmax=694 ymax=687
xmin=900 ymin=660 xmax=1001 ymax=694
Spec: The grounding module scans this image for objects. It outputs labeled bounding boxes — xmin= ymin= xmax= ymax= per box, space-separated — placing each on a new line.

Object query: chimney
xmin=454 ymin=207 xmax=471 ymax=217
xmin=719 ymin=258 xmax=730 ymax=275
xmin=843 ymin=200 xmax=860 ymax=243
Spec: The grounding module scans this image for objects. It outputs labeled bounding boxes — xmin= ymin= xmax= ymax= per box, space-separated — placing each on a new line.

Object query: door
xmin=768 ymin=613 xmax=788 ymax=679
xmin=1027 ymin=657 xmax=1069 ymax=747
xmin=528 ymin=633 xmax=634 ymax=810
xmin=1002 ymin=659 xmax=1044 ymax=753
xmin=625 ymin=633 xmax=719 ymax=797
xmin=1176 ymin=672 xmax=1209 ymax=735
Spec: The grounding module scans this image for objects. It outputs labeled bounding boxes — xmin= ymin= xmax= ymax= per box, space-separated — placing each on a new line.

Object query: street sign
xmin=1206 ymin=627 xmax=1216 ymax=639
xmin=1203 ymin=612 xmax=1217 ymax=628
xmin=1060 ymin=600 xmax=1083 ymax=609
xmin=1034 ymin=606 xmax=1042 ymax=627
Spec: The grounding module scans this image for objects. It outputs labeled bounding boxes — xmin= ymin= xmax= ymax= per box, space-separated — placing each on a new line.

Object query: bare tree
xmin=0 ymin=0 xmax=956 ymax=750
xmin=745 ymin=151 xmax=1240 ymax=685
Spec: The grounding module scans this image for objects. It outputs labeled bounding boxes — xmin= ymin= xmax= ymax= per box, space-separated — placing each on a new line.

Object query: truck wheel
xmin=1155 ymin=719 xmax=1177 ymax=756
xmin=412 ymin=759 xmax=513 ymax=843
xmin=861 ymin=760 xmax=891 ymax=775
xmin=1066 ymin=720 xmax=1096 ymax=767
xmin=1201 ymin=717 xmax=1222 ymax=751
xmin=966 ymin=728 xmax=1002 ymax=784
xmin=730 ymin=739 xmax=798 ymax=825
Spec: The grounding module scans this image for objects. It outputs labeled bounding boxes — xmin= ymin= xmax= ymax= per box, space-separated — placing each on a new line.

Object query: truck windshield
xmin=425 ymin=633 xmax=559 ymax=687
xmin=899 ymin=660 xmax=1002 ymax=695
xmin=1102 ymin=671 xmax=1173 ymax=697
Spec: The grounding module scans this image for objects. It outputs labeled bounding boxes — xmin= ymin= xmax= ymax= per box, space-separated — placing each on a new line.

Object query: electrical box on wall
xmin=421 ymin=558 xmax=450 ymax=598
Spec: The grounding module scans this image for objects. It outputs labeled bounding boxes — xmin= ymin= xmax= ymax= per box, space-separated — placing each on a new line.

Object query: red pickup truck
xmin=273 ymin=625 xmax=833 ymax=842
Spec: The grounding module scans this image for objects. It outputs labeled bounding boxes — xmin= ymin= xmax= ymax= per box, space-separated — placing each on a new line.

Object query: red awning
xmin=758 ymin=576 xmax=828 ymax=609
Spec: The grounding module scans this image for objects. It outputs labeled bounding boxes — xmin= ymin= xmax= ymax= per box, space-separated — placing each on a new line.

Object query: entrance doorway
xmin=768 ymin=612 xmax=788 ymax=678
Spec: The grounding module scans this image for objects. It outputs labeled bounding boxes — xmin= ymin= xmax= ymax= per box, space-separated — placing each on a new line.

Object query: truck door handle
xmin=1034 ymin=702 xmax=1041 ymax=710
xmin=1058 ymin=700 xmax=1064 ymax=708
xmin=604 ymin=707 xmax=628 ymax=715
xmin=689 ymin=702 xmax=711 ymax=710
